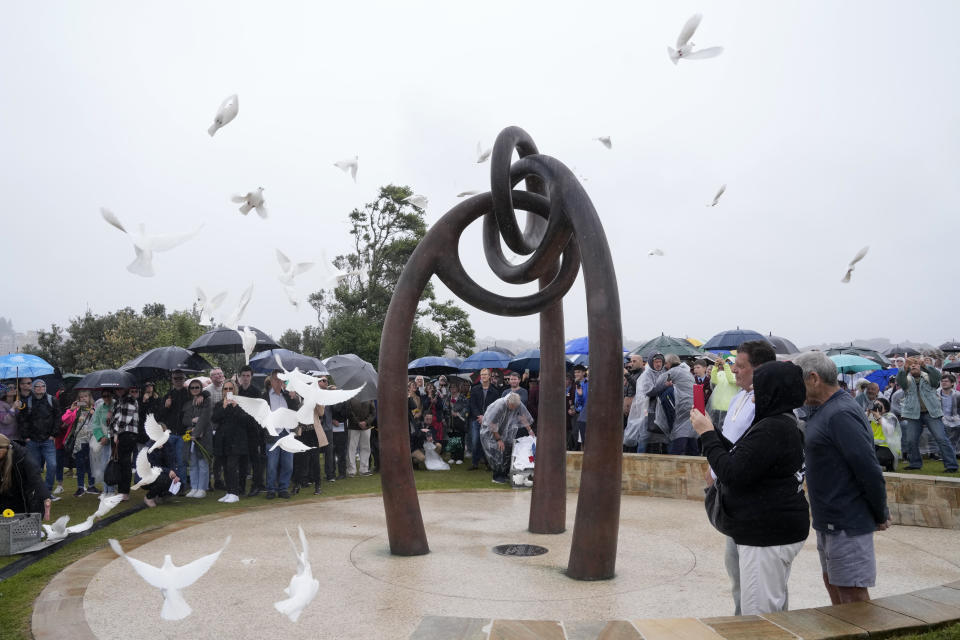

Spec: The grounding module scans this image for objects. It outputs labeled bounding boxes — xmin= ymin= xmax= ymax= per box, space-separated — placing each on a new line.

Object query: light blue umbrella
xmin=508 ymin=349 xmax=541 ymax=373
xmin=407 ymin=356 xmax=461 ymax=375
xmin=459 ymin=350 xmax=512 ymax=371
xmin=829 ymin=354 xmax=881 ymax=374
xmin=0 ymin=353 xmax=55 ymax=379
xmin=564 ymin=336 xmax=590 ymax=355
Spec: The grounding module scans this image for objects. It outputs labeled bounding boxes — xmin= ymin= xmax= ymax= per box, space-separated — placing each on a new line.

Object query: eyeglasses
xmin=223 ymin=387 xmax=236 ymax=392
xmin=189 ymin=386 xmax=201 ymax=390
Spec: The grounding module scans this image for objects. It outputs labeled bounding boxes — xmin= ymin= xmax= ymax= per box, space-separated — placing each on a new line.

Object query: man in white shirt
xmin=712 ymin=340 xmax=777 ymax=616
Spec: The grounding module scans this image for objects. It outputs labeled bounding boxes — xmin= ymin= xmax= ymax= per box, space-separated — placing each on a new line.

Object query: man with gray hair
xmin=479 ymin=393 xmax=534 ymax=484
xmin=649 ymin=354 xmax=697 ymax=455
xmin=794 ymin=350 xmax=890 ymax=605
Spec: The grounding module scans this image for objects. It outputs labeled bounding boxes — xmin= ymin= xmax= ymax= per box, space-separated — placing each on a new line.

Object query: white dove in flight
xmin=41 ymin=515 xmax=71 ymax=542
xmin=708 ymin=184 xmax=727 ymax=207
xmin=99 ymin=208 xmax=204 ymax=278
xmin=230 ymin=393 xmax=299 ymax=437
xmin=293 ymin=382 xmax=364 ymax=425
xmin=109 ymin=536 xmax=231 ymax=621
xmin=841 ymin=246 xmax=870 ymax=283
xmin=231 ymin=187 xmax=268 ymax=219
xmin=196 ymin=287 xmax=228 ymax=326
xmin=334 ymin=155 xmax=359 ymax=182
xmin=93 ymin=493 xmax=124 ymax=519
xmin=276 ymin=249 xmax=314 ymax=286
xmin=274 ymin=355 xmax=322 ymax=390
xmin=207 ymin=94 xmax=238 ymax=137
xmin=476 ymin=141 xmax=492 ymax=164
xmin=269 ymin=433 xmax=317 ymax=454
xmin=594 ymin=136 xmax=612 ymax=149
xmin=457 ymin=190 xmax=481 ymax=198
xmin=238 ymin=325 xmax=257 ymax=365
xmin=131 ymin=446 xmax=163 ymax=490
xmin=648 ymin=248 xmax=665 ymax=257
xmin=274 ymin=526 xmax=320 ymax=623
xmin=403 ymin=194 xmax=428 ymax=209
xmin=318 ymin=250 xmax=362 ymax=289
xmin=668 ymin=14 xmax=724 ymax=64
xmin=143 ymin=414 xmax=169 ymax=454
xmin=222 ymin=284 xmax=254 ymax=329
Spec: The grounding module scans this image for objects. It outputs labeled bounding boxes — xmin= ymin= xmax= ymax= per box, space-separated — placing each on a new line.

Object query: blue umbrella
xmin=866 ymin=367 xmax=899 ymax=392
xmin=703 ymin=328 xmax=769 ymax=352
xmin=564 ymin=336 xmax=590 ymax=355
xmin=0 ymin=353 xmax=55 ymax=379
xmin=829 ymin=354 xmax=880 ymax=374
xmin=408 ymin=356 xmax=461 ymax=375
xmin=251 ymin=349 xmax=327 ymax=375
xmin=508 ymin=348 xmax=541 ymax=373
xmin=459 ymin=350 xmax=512 ymax=371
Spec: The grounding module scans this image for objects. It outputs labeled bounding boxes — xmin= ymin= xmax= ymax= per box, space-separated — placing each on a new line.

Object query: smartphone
xmin=226 ymin=392 xmax=235 ymax=400
xmin=693 ymin=385 xmax=706 ymax=414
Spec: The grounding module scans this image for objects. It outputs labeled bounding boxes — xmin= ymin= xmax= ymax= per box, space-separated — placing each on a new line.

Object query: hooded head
xmin=752 ymin=361 xmax=806 ymax=424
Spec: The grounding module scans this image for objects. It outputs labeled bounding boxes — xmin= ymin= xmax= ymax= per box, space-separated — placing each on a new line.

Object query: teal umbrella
xmin=829 ymin=354 xmax=880 ymax=374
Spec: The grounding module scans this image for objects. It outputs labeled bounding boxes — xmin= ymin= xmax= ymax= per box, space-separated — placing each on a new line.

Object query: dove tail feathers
xmin=208 ymin=123 xmax=218 ymax=137
xmin=239 ymin=203 xmax=253 ymax=215
xmin=160 ymin=589 xmax=192 ymax=621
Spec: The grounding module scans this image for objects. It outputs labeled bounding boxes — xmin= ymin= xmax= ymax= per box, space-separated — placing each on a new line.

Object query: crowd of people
xmin=3 ymin=345 xmax=959 ymax=619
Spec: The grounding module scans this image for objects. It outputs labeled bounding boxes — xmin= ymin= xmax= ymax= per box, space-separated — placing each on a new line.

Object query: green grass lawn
xmin=895 ymin=457 xmax=960 ymax=478
xmin=1 ymin=464 xmax=958 ymax=640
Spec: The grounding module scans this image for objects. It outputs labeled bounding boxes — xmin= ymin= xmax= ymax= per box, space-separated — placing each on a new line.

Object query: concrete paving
xmin=78 ymin=492 xmax=960 ymax=639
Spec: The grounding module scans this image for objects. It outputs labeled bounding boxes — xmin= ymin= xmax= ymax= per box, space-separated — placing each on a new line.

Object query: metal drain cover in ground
xmin=492 ymin=544 xmax=549 ymax=557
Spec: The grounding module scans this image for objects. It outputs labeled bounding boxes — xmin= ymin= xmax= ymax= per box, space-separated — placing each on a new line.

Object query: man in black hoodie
xmin=691 ymin=361 xmax=809 ymax=616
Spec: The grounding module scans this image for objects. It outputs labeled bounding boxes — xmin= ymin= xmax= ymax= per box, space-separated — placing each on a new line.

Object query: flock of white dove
xmin=109 ymin=523 xmax=318 ymax=622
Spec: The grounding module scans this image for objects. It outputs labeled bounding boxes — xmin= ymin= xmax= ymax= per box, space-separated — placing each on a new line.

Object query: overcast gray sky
xmin=3 ymin=1 xmax=958 ymax=349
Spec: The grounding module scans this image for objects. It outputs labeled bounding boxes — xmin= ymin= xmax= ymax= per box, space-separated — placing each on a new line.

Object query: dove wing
xmin=51 ymin=515 xmax=69 ymax=534
xmin=67 ymin=516 xmax=95 ymax=534
xmin=144 ymin=415 xmax=166 ymax=444
xmin=168 ymin=537 xmax=231 ymax=589
xmin=232 ymin=395 xmax=273 ymax=429
xmin=224 ymin=284 xmax=254 ymax=328
xmin=677 ymin=13 xmax=702 ymax=48
xmin=276 ymin=249 xmax=292 ymax=272
xmin=849 ymin=245 xmax=869 ymax=266
xmin=297 ymin=525 xmax=310 ymax=566
xmin=100 ymin=208 xmax=128 ymax=234
xmin=109 ymin=540 xmax=171 ymax=588
xmin=219 ymin=94 xmax=237 ymax=112
xmin=313 ymin=383 xmax=365 ymax=406
xmin=94 ymin=494 xmax=123 ymax=518
xmin=267 ymin=409 xmax=302 ymax=435
xmin=134 ymin=447 xmax=157 ymax=481
xmin=196 ymin=287 xmax=208 ymax=307
xmin=144 ymin=225 xmax=204 ymax=252
xmin=683 ymin=46 xmax=724 ymax=60
xmin=715 ymin=184 xmax=726 ymax=201
xmin=292 ymin=262 xmax=314 ymax=277
xmin=841 ymin=268 xmax=853 ymax=283
xmin=231 ymin=194 xmax=247 ymax=203
xmin=210 ymin=290 xmax=228 ymax=308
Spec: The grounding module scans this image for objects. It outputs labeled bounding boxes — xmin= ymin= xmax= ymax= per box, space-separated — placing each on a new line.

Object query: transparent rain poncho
xmin=480 ymin=396 xmax=534 ymax=471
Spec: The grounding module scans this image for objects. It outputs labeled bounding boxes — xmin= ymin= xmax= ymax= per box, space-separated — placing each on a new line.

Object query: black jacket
xmin=1 ymin=442 xmax=52 ymax=513
xmin=159 ymin=387 xmax=192 ymax=435
xmin=211 ymin=402 xmax=249 ymax=457
xmin=20 ymin=394 xmax=61 ymax=441
xmin=699 ymin=361 xmax=810 ymax=547
xmin=467 ymin=384 xmax=500 ymax=424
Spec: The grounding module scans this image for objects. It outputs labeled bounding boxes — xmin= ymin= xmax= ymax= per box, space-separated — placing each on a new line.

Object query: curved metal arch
xmin=378 ymin=127 xmax=623 ymax=580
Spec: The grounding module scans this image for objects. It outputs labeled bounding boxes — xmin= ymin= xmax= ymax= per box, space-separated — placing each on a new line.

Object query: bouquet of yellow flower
xmin=2 ymin=509 xmax=14 ymax=518
xmin=184 ymin=429 xmax=213 ymax=464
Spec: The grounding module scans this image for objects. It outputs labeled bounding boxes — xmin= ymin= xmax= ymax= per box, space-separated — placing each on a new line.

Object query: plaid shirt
xmin=110 ymin=395 xmax=140 ymax=435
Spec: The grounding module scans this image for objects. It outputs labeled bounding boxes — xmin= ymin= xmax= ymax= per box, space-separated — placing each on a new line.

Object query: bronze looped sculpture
xmin=378 ymin=125 xmax=623 ymax=580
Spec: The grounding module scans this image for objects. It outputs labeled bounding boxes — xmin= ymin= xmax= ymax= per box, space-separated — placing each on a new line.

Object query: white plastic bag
xmin=512 ymin=435 xmax=536 ymax=471
xmin=423 ymin=444 xmax=450 ymax=471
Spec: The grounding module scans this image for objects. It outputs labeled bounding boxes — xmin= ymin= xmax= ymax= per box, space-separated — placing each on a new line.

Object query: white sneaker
xmin=193 ymin=490 xmax=206 ymax=499
xmin=217 ymin=495 xmax=227 ymax=502
xmin=456 ymin=460 xmax=463 ymax=465
xmin=52 ymin=484 xmax=63 ymax=495
xmin=185 ymin=489 xmax=198 ymax=498
xmin=223 ymin=493 xmax=239 ymax=503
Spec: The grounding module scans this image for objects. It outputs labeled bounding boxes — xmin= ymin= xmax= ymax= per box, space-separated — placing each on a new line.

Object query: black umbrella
xmin=188 ymin=326 xmax=280 ymax=355
xmin=944 ymin=360 xmax=960 ymax=373
xmin=703 ymin=328 xmax=769 ymax=352
xmin=250 ymin=349 xmax=327 ymax=375
xmin=120 ymin=346 xmax=213 ymax=381
xmin=939 ymin=340 xmax=960 ymax=353
xmin=631 ymin=334 xmax=705 ymax=359
xmin=323 ymin=354 xmax=378 ymax=402
xmin=74 ymin=369 xmax=138 ymax=389
xmin=883 ymin=345 xmax=921 ymax=357
xmin=766 ymin=333 xmax=800 ymax=355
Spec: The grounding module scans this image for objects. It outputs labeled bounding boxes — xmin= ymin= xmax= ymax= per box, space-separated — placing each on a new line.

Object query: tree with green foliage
xmin=24 ymin=304 xmax=206 ymax=373
xmin=283 ymin=185 xmax=475 ymax=365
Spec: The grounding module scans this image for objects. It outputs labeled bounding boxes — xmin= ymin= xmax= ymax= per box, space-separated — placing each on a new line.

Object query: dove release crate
xmin=0 ymin=512 xmax=42 ymax=555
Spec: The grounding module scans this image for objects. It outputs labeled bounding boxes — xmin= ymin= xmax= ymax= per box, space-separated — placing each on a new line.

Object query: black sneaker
xmin=278 ymin=490 xmax=291 ymax=499
xmin=247 ymin=487 xmax=262 ymax=498
xmin=313 ymin=486 xmax=323 ymax=495
xmin=265 ymin=491 xmax=276 ymax=500
xmin=86 ymin=486 xmax=101 ymax=495
xmin=73 ymin=488 xmax=85 ymax=497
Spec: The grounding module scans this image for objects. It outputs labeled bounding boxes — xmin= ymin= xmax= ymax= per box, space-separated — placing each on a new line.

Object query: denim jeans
xmin=265 ymin=435 xmax=293 ymax=492
xmin=26 ymin=438 xmax=57 ymax=490
xmin=75 ymin=443 xmax=91 ymax=489
xmin=189 ymin=442 xmax=210 ymax=491
xmin=469 ymin=419 xmax=486 ymax=466
xmin=164 ymin=435 xmax=188 ymax=485
xmin=902 ymin=414 xmax=958 ymax=470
